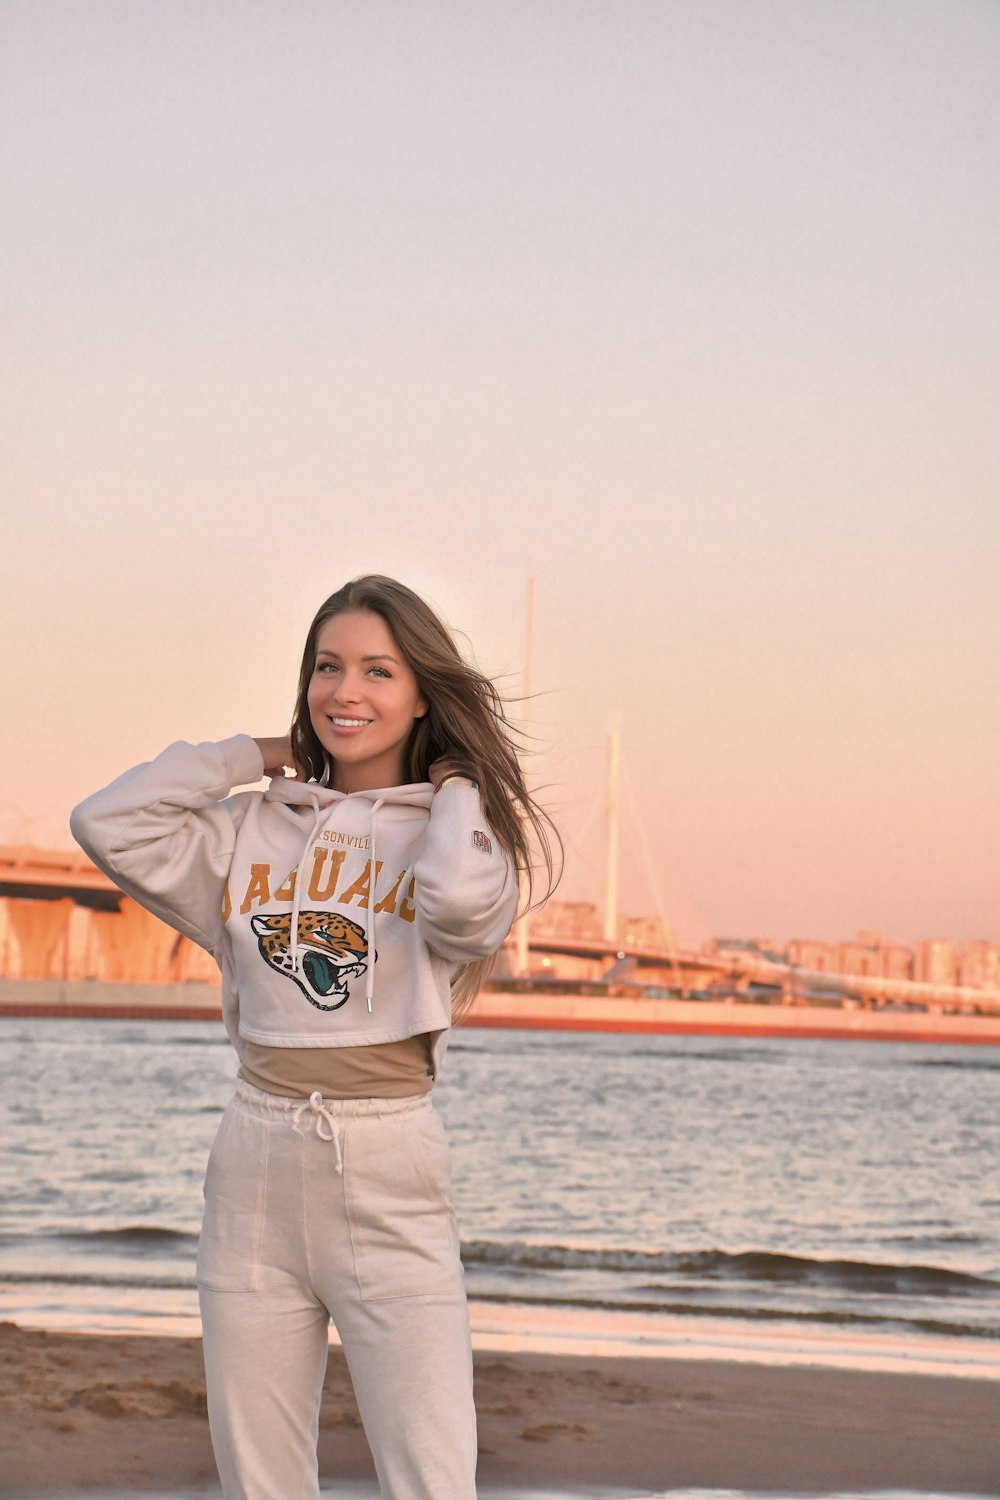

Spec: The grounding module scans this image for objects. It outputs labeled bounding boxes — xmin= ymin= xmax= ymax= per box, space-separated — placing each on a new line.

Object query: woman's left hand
xmin=428 ymin=757 xmax=470 ymax=789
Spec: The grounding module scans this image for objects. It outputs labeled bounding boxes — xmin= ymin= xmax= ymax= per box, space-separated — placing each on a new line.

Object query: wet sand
xmin=2 ymin=1321 xmax=999 ymax=1498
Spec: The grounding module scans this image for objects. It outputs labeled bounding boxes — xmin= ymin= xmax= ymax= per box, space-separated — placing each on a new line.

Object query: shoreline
xmin=5 ymin=1289 xmax=1000 ymax=1384
xmin=3 ymin=1322 xmax=1000 ymax=1498
xmin=2 ymin=980 xmax=1000 ymax=1046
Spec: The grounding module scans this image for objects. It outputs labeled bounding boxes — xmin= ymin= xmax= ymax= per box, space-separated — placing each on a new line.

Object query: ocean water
xmin=1 ymin=1017 xmax=999 ymax=1376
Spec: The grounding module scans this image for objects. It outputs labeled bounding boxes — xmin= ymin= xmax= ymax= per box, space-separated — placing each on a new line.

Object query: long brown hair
xmin=289 ymin=576 xmax=561 ymax=1016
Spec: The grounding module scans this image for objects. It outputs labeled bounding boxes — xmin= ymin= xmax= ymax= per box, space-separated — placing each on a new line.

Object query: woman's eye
xmin=369 ymin=666 xmax=391 ymax=679
xmin=316 ymin=662 xmax=339 ymax=674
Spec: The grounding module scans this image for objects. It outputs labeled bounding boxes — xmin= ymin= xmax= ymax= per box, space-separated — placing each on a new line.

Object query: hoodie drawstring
xmin=288 ymin=792 xmax=328 ymax=977
xmin=291 ymin=1091 xmax=344 ymax=1172
xmin=364 ymin=798 xmax=385 ymax=1014
xmin=283 ymin=790 xmax=387 ymax=1013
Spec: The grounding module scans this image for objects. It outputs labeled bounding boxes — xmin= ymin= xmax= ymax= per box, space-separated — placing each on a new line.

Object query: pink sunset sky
xmin=2 ymin=2 xmax=997 ymax=948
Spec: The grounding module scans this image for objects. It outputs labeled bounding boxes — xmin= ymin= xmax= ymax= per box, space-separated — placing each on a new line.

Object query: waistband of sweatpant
xmin=232 ymin=1076 xmax=435 ymax=1121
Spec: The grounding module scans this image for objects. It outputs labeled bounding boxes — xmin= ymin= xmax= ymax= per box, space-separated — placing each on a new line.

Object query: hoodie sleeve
xmin=69 ymin=735 xmax=265 ymax=953
xmin=412 ymin=781 xmax=520 ymax=962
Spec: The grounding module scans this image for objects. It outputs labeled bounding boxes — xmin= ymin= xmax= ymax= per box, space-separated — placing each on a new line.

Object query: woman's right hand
xmin=253 ymin=737 xmax=296 ymax=779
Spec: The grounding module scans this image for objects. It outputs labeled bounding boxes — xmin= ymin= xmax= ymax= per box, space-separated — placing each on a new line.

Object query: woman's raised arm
xmin=412 ymin=778 xmax=519 ymax=962
xmin=70 ymin=735 xmax=266 ymax=953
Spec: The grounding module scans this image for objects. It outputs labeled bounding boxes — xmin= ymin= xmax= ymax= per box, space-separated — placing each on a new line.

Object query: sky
xmin=2 ymin=0 xmax=997 ymax=948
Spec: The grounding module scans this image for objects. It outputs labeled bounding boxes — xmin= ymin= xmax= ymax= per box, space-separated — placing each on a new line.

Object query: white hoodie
xmin=70 ymin=735 xmax=519 ymax=1076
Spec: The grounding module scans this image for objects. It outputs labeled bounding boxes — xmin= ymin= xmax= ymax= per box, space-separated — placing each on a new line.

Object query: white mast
xmin=515 ymin=577 xmax=535 ymax=978
xmin=604 ymin=708 xmax=621 ymax=947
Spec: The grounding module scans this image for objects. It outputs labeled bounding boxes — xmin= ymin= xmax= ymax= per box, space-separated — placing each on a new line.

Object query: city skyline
xmin=3 ymin=842 xmax=999 ymax=1000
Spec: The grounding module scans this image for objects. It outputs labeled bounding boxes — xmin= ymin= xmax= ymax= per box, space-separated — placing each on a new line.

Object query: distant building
xmin=851 ymin=932 xmax=913 ymax=980
xmin=787 ymin=939 xmax=839 ymax=973
xmin=914 ymin=940 xmax=958 ymax=986
xmin=717 ymin=937 xmax=785 ymax=963
xmin=531 ymin=900 xmax=602 ymax=941
xmin=878 ymin=942 xmax=914 ymax=981
xmin=786 ymin=933 xmax=913 ymax=981
xmin=958 ymin=941 xmax=1000 ymax=990
xmin=620 ymin=915 xmax=678 ymax=950
xmin=837 ymin=942 xmax=882 ymax=978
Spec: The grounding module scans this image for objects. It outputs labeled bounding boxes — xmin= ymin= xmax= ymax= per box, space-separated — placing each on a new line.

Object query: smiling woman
xmin=69 ymin=574 xmax=560 ymax=1500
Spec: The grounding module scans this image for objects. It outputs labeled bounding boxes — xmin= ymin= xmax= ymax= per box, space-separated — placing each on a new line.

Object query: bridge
xmin=2 ymin=844 xmax=998 ymax=1016
xmin=0 ymin=843 xmax=725 ymax=986
xmin=0 ymin=845 xmax=121 ymax=906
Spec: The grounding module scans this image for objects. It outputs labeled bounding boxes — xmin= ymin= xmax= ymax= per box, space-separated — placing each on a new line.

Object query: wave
xmin=915 ymin=1057 xmax=1000 ymax=1072
xmin=0 ymin=1269 xmax=194 ymax=1289
xmin=0 ymin=1225 xmax=198 ymax=1256
xmin=470 ymin=1289 xmax=1000 ymax=1339
xmin=55 ymin=1226 xmax=197 ymax=1248
xmin=460 ymin=1241 xmax=1000 ymax=1296
xmin=8 ymin=1227 xmax=997 ymax=1303
xmin=4 ymin=1270 xmax=994 ymax=1340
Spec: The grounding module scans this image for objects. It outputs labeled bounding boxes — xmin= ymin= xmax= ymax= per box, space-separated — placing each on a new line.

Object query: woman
xmin=71 ymin=575 xmax=558 ymax=1500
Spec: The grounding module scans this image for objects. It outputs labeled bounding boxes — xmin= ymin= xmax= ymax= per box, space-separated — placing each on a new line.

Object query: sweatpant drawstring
xmin=291 ymin=1091 xmax=344 ymax=1174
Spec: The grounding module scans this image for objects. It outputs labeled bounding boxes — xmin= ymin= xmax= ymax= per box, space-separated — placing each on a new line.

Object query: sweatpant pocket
xmin=345 ymin=1106 xmax=461 ymax=1302
xmin=197 ymin=1102 xmax=269 ymax=1293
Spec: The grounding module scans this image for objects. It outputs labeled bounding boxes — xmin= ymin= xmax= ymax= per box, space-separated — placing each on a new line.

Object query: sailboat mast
xmin=515 ymin=577 xmax=535 ymax=978
xmin=604 ymin=708 xmax=621 ymax=947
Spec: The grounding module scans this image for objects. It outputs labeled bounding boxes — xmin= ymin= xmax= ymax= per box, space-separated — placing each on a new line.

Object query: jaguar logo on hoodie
xmin=250 ymin=910 xmax=373 ymax=1012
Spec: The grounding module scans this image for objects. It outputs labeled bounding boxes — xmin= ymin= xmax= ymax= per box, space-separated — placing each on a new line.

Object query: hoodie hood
xmin=262 ymin=775 xmax=435 ymax=813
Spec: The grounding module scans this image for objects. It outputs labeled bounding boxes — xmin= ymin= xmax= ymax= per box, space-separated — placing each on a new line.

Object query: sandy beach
xmin=2 ymin=1321 xmax=999 ymax=1498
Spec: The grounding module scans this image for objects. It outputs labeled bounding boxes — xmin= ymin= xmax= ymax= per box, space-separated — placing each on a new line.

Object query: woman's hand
xmin=254 ymin=736 xmax=297 ymax=779
xmin=428 ymin=757 xmax=477 ymax=791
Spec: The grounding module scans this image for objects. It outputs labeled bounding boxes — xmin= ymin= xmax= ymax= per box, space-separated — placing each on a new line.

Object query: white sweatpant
xmin=197 ymin=1080 xmax=477 ymax=1500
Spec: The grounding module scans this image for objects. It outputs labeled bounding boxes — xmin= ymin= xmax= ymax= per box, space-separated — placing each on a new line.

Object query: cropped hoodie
xmin=70 ymin=735 xmax=519 ymax=1077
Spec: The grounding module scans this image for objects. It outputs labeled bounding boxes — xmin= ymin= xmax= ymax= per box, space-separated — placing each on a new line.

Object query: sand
xmin=2 ymin=1320 xmax=998 ymax=1498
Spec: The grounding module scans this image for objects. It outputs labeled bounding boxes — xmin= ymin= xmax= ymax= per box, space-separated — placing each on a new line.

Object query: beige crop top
xmin=238 ymin=1034 xmax=434 ymax=1100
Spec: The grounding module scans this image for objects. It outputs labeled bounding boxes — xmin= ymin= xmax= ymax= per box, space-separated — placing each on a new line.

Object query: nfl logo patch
xmin=472 ymin=829 xmax=492 ymax=855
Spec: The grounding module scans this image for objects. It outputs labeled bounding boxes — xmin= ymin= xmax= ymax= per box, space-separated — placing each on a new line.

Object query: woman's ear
xmin=415 ymin=694 xmax=429 ymax=719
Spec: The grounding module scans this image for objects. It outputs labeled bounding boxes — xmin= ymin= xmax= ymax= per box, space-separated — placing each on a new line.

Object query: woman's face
xmin=307 ymin=610 xmax=427 ymax=792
